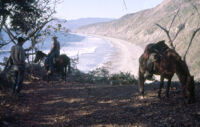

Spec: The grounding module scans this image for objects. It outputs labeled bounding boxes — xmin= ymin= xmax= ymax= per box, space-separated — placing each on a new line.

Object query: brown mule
xmin=138 ymin=47 xmax=195 ymax=104
xmin=34 ymin=51 xmax=71 ymax=81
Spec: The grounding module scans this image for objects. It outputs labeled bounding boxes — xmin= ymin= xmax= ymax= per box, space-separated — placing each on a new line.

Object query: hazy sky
xmin=54 ymin=0 xmax=163 ymax=20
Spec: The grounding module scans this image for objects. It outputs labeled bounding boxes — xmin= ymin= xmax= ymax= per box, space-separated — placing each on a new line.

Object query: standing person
xmin=10 ymin=37 xmax=26 ymax=95
xmin=47 ymin=36 xmax=60 ymax=74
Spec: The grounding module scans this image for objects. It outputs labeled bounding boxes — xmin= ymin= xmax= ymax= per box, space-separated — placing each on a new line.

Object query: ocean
xmin=0 ymin=32 xmax=114 ymax=73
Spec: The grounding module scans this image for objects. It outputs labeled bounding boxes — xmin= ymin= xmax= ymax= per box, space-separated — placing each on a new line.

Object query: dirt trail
xmin=0 ymin=80 xmax=200 ymax=127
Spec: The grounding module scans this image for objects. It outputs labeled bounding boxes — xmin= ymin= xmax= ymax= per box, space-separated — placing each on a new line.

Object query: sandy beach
xmin=100 ymin=36 xmax=143 ymax=77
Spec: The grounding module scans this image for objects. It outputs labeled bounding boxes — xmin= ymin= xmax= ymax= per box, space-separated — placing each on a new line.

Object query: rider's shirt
xmin=50 ymin=40 xmax=60 ymax=56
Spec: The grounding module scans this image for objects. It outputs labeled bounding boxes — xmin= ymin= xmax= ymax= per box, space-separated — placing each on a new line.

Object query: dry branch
xmin=4 ymin=24 xmax=17 ymax=44
xmin=172 ymin=23 xmax=185 ymax=42
xmin=155 ymin=9 xmax=182 ymax=50
xmin=123 ymin=0 xmax=127 ymax=10
xmin=183 ymin=27 xmax=200 ymax=61
xmin=182 ymin=0 xmax=200 ymax=61
xmin=0 ymin=42 xmax=9 ymax=48
xmin=25 ymin=19 xmax=53 ymax=42
xmin=169 ymin=9 xmax=180 ymax=33
xmin=155 ymin=23 xmax=175 ymax=49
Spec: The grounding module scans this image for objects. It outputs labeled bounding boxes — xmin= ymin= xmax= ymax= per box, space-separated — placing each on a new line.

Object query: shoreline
xmin=97 ymin=35 xmax=143 ymax=78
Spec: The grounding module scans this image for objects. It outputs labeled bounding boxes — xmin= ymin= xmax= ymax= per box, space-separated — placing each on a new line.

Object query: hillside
xmin=75 ymin=0 xmax=200 ymax=79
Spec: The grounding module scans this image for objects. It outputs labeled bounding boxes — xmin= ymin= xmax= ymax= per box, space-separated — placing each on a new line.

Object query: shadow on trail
xmin=62 ymin=82 xmax=200 ymax=127
xmin=1 ymin=81 xmax=200 ymax=127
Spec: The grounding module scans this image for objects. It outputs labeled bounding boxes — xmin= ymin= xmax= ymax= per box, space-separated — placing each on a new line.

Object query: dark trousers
xmin=48 ymin=51 xmax=59 ymax=73
xmin=13 ymin=70 xmax=24 ymax=94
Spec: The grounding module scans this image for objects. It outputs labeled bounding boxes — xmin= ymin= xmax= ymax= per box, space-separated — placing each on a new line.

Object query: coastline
xmin=98 ymin=36 xmax=143 ymax=78
xmin=0 ymin=33 xmax=144 ymax=78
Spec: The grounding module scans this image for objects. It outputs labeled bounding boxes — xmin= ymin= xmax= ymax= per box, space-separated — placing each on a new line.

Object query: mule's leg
xmin=60 ymin=65 xmax=66 ymax=81
xmin=61 ymin=66 xmax=64 ymax=80
xmin=64 ymin=66 xmax=67 ymax=81
xmin=47 ymin=73 xmax=50 ymax=83
xmin=182 ymin=85 xmax=189 ymax=104
xmin=68 ymin=61 xmax=71 ymax=74
xmin=138 ymin=70 xmax=145 ymax=97
xmin=158 ymin=75 xmax=164 ymax=98
xmin=166 ymin=76 xmax=172 ymax=98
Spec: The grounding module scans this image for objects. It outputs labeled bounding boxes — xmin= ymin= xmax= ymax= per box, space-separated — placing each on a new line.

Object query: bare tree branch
xmin=26 ymin=52 xmax=36 ymax=56
xmin=155 ymin=23 xmax=175 ymax=49
xmin=182 ymin=0 xmax=200 ymax=61
xmin=4 ymin=24 xmax=17 ymax=44
xmin=172 ymin=23 xmax=185 ymax=42
xmin=183 ymin=27 xmax=200 ymax=61
xmin=0 ymin=42 xmax=10 ymax=48
xmin=25 ymin=18 xmax=53 ymax=42
xmin=155 ymin=9 xmax=184 ymax=50
xmin=169 ymin=9 xmax=180 ymax=33
xmin=189 ymin=1 xmax=200 ymax=27
xmin=24 ymin=37 xmax=38 ymax=52
xmin=123 ymin=0 xmax=127 ymax=10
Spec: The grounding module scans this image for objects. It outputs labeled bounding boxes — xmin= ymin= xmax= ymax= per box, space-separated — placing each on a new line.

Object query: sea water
xmin=0 ymin=32 xmax=114 ymax=73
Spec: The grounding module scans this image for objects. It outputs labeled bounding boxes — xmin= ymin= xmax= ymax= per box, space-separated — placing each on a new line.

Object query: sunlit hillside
xmin=76 ymin=0 xmax=200 ymax=79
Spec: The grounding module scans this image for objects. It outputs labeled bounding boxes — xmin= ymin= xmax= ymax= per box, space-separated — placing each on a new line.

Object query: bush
xmin=0 ymin=69 xmax=14 ymax=90
xmin=110 ymin=72 xmax=137 ymax=85
xmin=69 ymin=67 xmax=137 ymax=85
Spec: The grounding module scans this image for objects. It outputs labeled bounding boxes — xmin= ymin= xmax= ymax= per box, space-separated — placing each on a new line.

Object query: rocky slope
xmin=75 ymin=0 xmax=200 ymax=79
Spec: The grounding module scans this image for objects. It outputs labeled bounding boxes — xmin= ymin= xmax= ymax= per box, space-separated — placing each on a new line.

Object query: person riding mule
xmin=141 ymin=40 xmax=169 ymax=79
xmin=34 ymin=50 xmax=71 ymax=80
xmin=46 ymin=36 xmax=60 ymax=74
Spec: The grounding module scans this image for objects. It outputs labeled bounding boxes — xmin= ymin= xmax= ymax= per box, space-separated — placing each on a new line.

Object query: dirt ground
xmin=0 ymin=79 xmax=200 ymax=127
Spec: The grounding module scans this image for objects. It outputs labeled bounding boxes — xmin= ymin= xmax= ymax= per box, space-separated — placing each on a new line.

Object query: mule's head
xmin=185 ymin=75 xmax=195 ymax=104
xmin=34 ymin=51 xmax=46 ymax=63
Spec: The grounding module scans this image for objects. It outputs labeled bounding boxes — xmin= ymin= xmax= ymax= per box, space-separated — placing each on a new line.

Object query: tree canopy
xmin=0 ymin=0 xmax=58 ymax=47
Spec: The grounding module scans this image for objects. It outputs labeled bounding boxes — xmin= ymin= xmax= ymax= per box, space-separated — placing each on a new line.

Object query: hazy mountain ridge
xmin=75 ymin=0 xmax=200 ymax=79
xmin=49 ymin=18 xmax=114 ymax=31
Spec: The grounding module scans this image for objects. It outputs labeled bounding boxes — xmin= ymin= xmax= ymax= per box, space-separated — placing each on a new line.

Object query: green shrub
xmin=69 ymin=67 xmax=137 ymax=85
xmin=110 ymin=72 xmax=137 ymax=85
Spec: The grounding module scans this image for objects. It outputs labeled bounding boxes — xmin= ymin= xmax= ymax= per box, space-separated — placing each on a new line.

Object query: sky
xmin=54 ymin=0 xmax=163 ymax=20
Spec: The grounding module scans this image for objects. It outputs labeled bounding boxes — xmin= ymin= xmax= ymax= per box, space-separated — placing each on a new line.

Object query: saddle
xmin=146 ymin=40 xmax=169 ymax=58
xmin=143 ymin=40 xmax=169 ymax=79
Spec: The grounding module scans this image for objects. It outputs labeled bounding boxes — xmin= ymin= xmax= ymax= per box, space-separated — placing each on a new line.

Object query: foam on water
xmin=0 ymin=32 xmax=114 ymax=73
